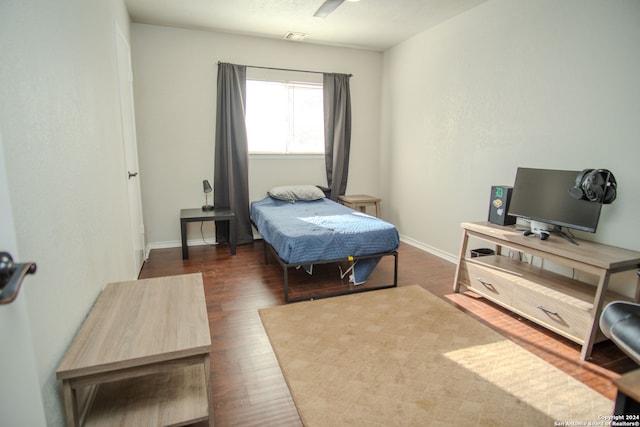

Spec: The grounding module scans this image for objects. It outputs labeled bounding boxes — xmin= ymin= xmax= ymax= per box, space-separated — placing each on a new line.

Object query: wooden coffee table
xmin=56 ymin=273 xmax=212 ymax=426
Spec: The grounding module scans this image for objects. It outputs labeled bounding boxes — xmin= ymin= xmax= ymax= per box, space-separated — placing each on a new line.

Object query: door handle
xmin=0 ymin=252 xmax=37 ymax=305
xmin=128 ymin=171 xmax=138 ymax=179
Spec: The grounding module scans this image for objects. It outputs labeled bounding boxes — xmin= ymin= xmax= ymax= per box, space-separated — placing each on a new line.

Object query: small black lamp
xmin=202 ymin=180 xmax=214 ymax=211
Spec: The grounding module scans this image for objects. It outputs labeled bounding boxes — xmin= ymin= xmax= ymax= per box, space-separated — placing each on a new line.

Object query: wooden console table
xmin=56 ymin=273 xmax=212 ymax=426
xmin=453 ymin=221 xmax=640 ymax=360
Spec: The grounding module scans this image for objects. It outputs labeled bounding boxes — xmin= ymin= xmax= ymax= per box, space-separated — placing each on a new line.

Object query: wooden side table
xmin=338 ymin=195 xmax=382 ymax=218
xmin=613 ymin=369 xmax=640 ymax=416
xmin=56 ymin=274 xmax=212 ymax=426
xmin=181 ymin=207 xmax=236 ymax=259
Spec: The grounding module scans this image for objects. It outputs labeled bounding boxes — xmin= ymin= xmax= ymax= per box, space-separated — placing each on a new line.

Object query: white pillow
xmin=268 ymin=185 xmax=326 ymax=202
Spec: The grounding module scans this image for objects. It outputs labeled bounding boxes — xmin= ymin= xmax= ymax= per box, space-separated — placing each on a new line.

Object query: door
xmin=115 ymin=24 xmax=145 ymax=276
xmin=0 ymin=130 xmax=47 ymax=426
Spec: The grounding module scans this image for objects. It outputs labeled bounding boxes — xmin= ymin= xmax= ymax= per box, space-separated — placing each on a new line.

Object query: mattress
xmin=250 ymin=197 xmax=399 ymax=284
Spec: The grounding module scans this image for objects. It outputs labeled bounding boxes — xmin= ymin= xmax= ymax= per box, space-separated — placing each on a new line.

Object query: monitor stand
xmin=553 ymin=225 xmax=579 ymax=246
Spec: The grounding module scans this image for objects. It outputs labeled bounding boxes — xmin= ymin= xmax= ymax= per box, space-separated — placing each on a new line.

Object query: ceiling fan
xmin=314 ymin=0 xmax=359 ymax=18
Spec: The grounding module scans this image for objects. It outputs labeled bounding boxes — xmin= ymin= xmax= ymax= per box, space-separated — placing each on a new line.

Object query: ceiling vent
xmin=284 ymin=32 xmax=308 ymax=41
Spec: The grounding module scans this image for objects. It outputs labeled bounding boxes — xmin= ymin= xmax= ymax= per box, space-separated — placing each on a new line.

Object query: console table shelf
xmin=453 ymin=222 xmax=640 ymax=360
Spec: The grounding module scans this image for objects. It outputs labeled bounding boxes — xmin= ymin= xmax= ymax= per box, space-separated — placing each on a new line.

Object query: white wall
xmin=0 ymin=0 xmax=134 ymax=424
xmin=382 ymin=0 xmax=640 ymax=262
xmin=131 ymin=24 xmax=383 ymax=247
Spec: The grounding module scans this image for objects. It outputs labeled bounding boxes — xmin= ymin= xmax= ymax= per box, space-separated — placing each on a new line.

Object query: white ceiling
xmin=125 ymin=0 xmax=487 ymax=51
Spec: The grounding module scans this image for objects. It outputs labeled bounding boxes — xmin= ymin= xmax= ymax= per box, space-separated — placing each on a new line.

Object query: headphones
xmin=569 ymin=169 xmax=617 ymax=204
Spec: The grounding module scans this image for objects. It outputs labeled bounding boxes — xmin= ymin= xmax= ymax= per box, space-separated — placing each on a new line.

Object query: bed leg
xmin=393 ymin=251 xmax=398 ymax=286
xmin=284 ymin=266 xmax=290 ymax=303
xmin=263 ymin=239 xmax=269 ymax=264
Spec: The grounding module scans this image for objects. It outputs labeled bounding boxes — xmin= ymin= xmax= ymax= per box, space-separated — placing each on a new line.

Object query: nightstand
xmin=338 ymin=195 xmax=381 ymax=218
xmin=180 ymin=208 xmax=236 ymax=259
xmin=613 ymin=369 xmax=640 ymax=416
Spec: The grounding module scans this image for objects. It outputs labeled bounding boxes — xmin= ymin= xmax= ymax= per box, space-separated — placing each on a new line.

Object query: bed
xmin=250 ymin=185 xmax=399 ymax=302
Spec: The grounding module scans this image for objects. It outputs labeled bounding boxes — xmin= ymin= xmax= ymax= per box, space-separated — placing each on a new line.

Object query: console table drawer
xmin=512 ymin=285 xmax=591 ymax=342
xmin=460 ymin=260 xmax=514 ymax=305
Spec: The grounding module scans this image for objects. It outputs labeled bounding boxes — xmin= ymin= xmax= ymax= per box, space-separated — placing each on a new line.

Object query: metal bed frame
xmin=259 ymin=238 xmax=398 ymax=303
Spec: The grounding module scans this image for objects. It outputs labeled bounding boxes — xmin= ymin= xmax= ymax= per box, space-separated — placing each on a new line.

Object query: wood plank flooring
xmin=138 ymin=240 xmax=637 ymax=427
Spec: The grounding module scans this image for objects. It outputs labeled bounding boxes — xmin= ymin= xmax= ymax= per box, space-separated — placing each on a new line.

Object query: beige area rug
xmin=259 ymin=285 xmax=613 ymax=427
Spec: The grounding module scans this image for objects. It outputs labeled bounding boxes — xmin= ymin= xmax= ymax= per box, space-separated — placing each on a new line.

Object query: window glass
xmin=246 ymin=78 xmax=324 ymax=154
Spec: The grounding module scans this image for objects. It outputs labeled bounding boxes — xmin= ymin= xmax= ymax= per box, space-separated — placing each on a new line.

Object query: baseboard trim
xmin=146 ymin=239 xmax=216 ymax=253
xmin=399 ymin=235 xmax=457 ymax=264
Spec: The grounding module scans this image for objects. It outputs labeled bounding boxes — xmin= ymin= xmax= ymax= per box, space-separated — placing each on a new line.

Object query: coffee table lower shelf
xmin=83 ymin=364 xmax=209 ymax=427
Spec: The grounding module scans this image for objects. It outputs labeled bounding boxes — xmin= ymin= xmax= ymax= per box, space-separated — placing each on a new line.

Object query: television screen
xmin=507 ymin=167 xmax=603 ymax=233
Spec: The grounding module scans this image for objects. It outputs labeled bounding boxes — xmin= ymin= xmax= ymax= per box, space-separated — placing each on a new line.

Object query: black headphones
xmin=569 ymin=169 xmax=617 ymax=204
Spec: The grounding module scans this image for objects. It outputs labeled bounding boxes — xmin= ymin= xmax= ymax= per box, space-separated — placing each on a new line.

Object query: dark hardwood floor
xmin=139 ymin=240 xmax=636 ymax=427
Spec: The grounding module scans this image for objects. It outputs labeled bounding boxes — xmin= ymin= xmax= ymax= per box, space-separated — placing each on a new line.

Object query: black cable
xmin=200 ymin=221 xmax=216 ymax=246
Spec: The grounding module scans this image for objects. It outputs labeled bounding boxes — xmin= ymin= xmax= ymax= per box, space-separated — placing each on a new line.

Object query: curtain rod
xmin=218 ymin=61 xmax=352 ymax=77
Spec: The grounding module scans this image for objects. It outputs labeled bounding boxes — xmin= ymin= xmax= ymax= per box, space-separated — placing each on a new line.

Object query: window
xmin=245 ymin=78 xmax=324 ymax=154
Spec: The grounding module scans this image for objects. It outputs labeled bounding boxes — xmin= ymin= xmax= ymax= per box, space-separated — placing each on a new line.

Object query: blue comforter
xmin=250 ymin=197 xmax=399 ymax=284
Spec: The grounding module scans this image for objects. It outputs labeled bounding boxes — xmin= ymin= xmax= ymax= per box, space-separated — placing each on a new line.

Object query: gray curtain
xmin=323 ymin=73 xmax=352 ymax=201
xmin=214 ymin=63 xmax=253 ymax=244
